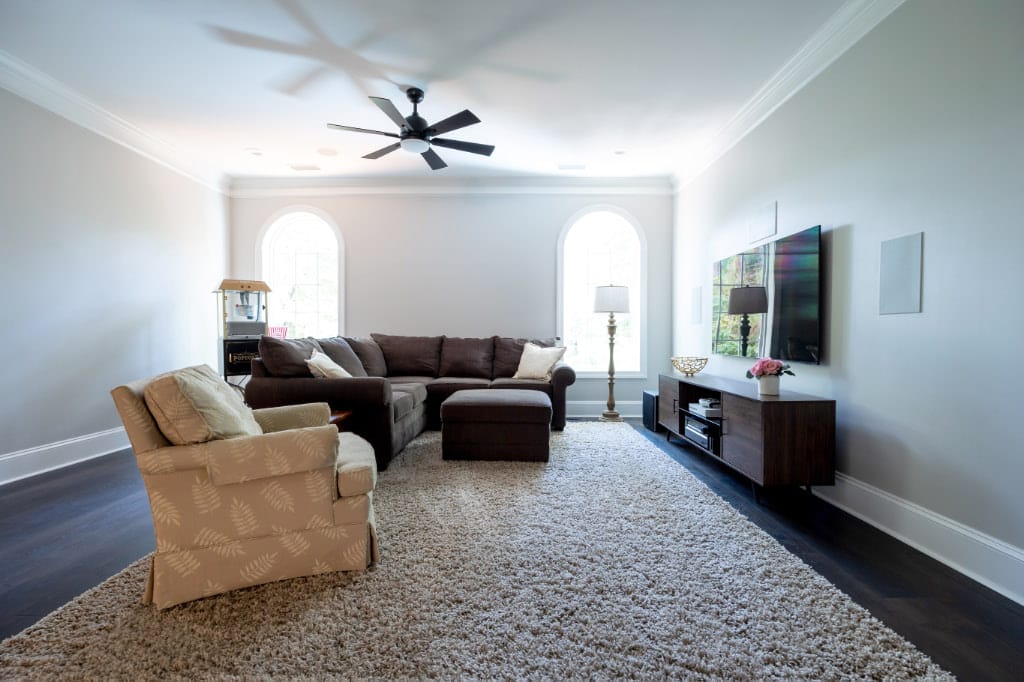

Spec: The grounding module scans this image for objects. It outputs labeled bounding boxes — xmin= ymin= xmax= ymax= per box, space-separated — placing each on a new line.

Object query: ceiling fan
xmin=327 ymin=87 xmax=495 ymax=170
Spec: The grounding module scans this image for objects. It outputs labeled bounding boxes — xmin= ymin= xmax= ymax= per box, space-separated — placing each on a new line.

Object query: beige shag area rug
xmin=1 ymin=423 xmax=951 ymax=680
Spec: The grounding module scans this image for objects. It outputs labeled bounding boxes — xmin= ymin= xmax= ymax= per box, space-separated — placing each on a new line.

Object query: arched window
xmin=259 ymin=210 xmax=341 ymax=338
xmin=559 ymin=208 xmax=644 ymax=374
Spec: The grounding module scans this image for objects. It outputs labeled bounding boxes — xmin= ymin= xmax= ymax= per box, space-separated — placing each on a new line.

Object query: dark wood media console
xmin=658 ymin=373 xmax=835 ymax=491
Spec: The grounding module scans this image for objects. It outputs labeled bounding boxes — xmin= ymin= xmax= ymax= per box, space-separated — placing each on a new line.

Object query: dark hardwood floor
xmin=0 ymin=451 xmax=154 ymax=638
xmin=1 ymin=422 xmax=1021 ymax=680
xmin=626 ymin=420 xmax=1024 ymax=682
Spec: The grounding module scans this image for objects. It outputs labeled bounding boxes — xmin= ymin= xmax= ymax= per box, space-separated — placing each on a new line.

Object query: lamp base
xmin=600 ymin=411 xmax=623 ymax=422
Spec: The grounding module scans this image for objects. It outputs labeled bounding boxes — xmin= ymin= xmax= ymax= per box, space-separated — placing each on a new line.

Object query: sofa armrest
xmin=245 ymin=376 xmax=393 ymax=411
xmin=204 ymin=425 xmax=340 ymax=485
xmin=253 ymin=402 xmax=330 ymax=432
xmin=551 ymin=361 xmax=576 ymax=388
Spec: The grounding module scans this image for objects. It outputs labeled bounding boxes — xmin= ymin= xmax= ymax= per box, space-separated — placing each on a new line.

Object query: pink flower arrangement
xmin=746 ymin=357 xmax=795 ymax=379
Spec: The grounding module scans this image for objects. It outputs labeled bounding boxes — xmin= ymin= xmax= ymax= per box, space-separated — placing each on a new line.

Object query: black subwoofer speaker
xmin=642 ymin=390 xmax=659 ymax=432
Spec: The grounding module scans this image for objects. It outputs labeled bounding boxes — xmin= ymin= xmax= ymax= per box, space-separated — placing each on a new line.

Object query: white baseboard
xmin=567 ymin=400 xmax=642 ymax=418
xmin=814 ymin=472 xmax=1024 ymax=606
xmin=0 ymin=428 xmax=130 ymax=486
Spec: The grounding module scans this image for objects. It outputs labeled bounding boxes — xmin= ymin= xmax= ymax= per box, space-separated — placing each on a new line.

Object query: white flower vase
xmin=758 ymin=374 xmax=780 ymax=396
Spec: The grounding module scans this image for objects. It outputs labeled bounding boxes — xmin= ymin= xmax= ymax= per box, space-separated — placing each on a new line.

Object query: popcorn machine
xmin=214 ymin=279 xmax=270 ymax=380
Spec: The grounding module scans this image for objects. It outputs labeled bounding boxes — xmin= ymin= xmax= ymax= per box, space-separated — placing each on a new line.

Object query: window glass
xmin=562 ymin=211 xmax=641 ymax=372
xmin=260 ymin=212 xmax=339 ymax=338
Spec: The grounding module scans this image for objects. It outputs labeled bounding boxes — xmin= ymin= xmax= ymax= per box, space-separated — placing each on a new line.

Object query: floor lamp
xmin=594 ymin=285 xmax=629 ymax=422
xmin=727 ymin=285 xmax=768 ymax=357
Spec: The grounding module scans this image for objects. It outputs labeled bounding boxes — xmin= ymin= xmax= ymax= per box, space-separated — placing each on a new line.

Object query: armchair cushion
xmin=144 ymin=364 xmax=262 ymax=445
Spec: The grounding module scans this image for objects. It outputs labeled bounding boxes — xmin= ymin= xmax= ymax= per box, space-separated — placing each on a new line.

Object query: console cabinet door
xmin=658 ymin=375 xmax=680 ymax=434
xmin=721 ymin=394 xmax=764 ymax=484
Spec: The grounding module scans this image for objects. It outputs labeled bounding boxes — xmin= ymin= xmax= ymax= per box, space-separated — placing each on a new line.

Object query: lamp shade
xmin=727 ymin=285 xmax=768 ymax=314
xmin=594 ymin=285 xmax=630 ymax=313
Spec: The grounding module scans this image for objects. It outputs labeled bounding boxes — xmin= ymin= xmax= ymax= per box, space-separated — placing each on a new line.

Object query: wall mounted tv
xmin=711 ymin=225 xmax=821 ymax=363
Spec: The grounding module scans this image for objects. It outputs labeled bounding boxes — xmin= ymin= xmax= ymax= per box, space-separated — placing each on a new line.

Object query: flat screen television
xmin=711 ymin=225 xmax=821 ymax=363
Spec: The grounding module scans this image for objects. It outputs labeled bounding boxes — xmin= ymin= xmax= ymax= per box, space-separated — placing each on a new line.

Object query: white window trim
xmin=255 ymin=205 xmax=346 ymax=336
xmin=556 ymin=204 xmax=648 ymax=379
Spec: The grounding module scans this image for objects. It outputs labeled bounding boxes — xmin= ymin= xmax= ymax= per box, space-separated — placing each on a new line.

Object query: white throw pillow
xmin=306 ymin=349 xmax=353 ymax=379
xmin=512 ymin=342 xmax=566 ymax=381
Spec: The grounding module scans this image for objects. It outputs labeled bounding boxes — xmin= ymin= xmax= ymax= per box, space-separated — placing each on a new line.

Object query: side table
xmin=329 ymin=410 xmax=353 ymax=432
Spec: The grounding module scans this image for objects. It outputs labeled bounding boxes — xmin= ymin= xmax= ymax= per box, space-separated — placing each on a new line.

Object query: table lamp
xmin=727 ymin=285 xmax=768 ymax=357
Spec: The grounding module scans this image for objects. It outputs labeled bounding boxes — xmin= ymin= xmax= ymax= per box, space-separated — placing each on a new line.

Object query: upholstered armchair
xmin=111 ymin=365 xmax=378 ymax=609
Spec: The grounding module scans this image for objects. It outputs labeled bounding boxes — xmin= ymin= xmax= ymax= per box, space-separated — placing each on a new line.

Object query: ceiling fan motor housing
xmin=326 ymin=86 xmax=492 ymax=170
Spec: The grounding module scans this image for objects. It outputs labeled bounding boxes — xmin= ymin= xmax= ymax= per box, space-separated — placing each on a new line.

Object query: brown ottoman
xmin=441 ymin=389 xmax=553 ymax=462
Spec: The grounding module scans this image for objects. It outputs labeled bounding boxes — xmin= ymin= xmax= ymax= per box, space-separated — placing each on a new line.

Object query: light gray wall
xmin=230 ymin=190 xmax=673 ymax=407
xmin=0 ymin=88 xmax=229 ymax=455
xmin=673 ymin=0 xmax=1023 ymax=548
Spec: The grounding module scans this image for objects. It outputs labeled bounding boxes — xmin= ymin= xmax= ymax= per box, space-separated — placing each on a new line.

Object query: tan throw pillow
xmin=512 ymin=342 xmax=566 ymax=381
xmin=144 ymin=364 xmax=263 ymax=445
xmin=306 ymin=349 xmax=353 ymax=378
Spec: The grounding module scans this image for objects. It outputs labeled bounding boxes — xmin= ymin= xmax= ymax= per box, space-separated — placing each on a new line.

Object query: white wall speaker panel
xmin=879 ymin=232 xmax=923 ymax=314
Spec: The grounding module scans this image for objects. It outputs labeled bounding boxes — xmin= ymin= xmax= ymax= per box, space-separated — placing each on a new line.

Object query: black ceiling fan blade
xmin=431 ymin=137 xmax=495 ymax=157
xmin=421 ymin=148 xmax=448 ymax=170
xmin=326 ymin=123 xmax=400 ymax=138
xmin=363 ymin=142 xmax=401 ymax=159
xmin=369 ymin=96 xmax=408 ymax=129
xmin=428 ymin=109 xmax=481 ymax=136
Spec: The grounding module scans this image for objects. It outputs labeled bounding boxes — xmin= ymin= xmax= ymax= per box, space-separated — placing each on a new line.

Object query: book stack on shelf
xmin=688 ymin=398 xmax=721 ymax=419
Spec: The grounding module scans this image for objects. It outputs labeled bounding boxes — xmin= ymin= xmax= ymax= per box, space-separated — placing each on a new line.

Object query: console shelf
xmin=658 ymin=372 xmax=835 ymax=489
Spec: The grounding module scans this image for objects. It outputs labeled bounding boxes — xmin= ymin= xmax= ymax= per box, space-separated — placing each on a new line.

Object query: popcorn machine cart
xmin=214 ymin=279 xmax=270 ymax=381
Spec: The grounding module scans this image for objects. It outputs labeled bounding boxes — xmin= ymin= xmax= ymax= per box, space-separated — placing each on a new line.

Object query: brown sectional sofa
xmin=244 ymin=334 xmax=575 ymax=470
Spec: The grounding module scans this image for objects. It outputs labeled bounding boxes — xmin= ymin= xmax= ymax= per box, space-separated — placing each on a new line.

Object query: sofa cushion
xmin=258 ymin=336 xmax=323 ymax=377
xmin=439 ymin=336 xmax=494 ymax=379
xmin=392 ymin=391 xmax=417 ymax=421
xmin=317 ymin=337 xmax=368 ymax=377
xmin=344 ymin=337 xmax=388 ymax=377
xmin=426 ymin=377 xmax=491 ymax=405
xmin=306 ymin=349 xmax=353 ymax=378
xmin=371 ymin=334 xmax=443 ymax=377
xmin=492 ymin=337 xmax=558 ymax=378
xmin=144 ymin=364 xmax=263 ymax=445
xmin=513 ymin=342 xmax=566 ymax=381
xmin=490 ymin=378 xmax=555 ymax=395
xmin=389 ymin=382 xmax=428 ymax=405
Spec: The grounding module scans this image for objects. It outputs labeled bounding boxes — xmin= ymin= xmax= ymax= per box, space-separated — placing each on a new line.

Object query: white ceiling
xmin=0 ymin=0 xmax=851 ymax=182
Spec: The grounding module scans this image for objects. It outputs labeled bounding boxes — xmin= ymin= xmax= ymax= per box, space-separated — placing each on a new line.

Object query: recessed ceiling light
xmin=557 ymin=163 xmax=587 ymax=171
xmin=317 ymin=148 xmax=337 ymax=156
xmin=613 ymin=149 xmax=627 ymax=156
xmin=245 ymin=147 xmax=263 ymax=156
xmin=290 ymin=164 xmax=320 ymax=171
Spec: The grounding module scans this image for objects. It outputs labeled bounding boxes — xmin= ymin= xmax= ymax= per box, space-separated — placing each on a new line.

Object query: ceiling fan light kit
xmin=399 ymin=138 xmax=430 ymax=154
xmin=327 ymin=87 xmax=494 ymax=170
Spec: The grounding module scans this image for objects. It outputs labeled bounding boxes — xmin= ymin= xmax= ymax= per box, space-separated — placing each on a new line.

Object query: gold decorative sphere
xmin=671 ymin=356 xmax=708 ymax=376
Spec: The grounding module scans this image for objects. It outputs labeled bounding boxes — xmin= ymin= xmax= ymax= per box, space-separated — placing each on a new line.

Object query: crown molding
xmin=229 ymin=175 xmax=676 ymax=198
xmin=0 ymin=50 xmax=227 ymax=194
xmin=678 ymin=0 xmax=907 ymax=188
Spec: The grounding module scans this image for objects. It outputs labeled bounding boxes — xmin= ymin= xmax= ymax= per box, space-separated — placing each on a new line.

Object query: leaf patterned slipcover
xmin=111 ymin=372 xmax=378 ymax=609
